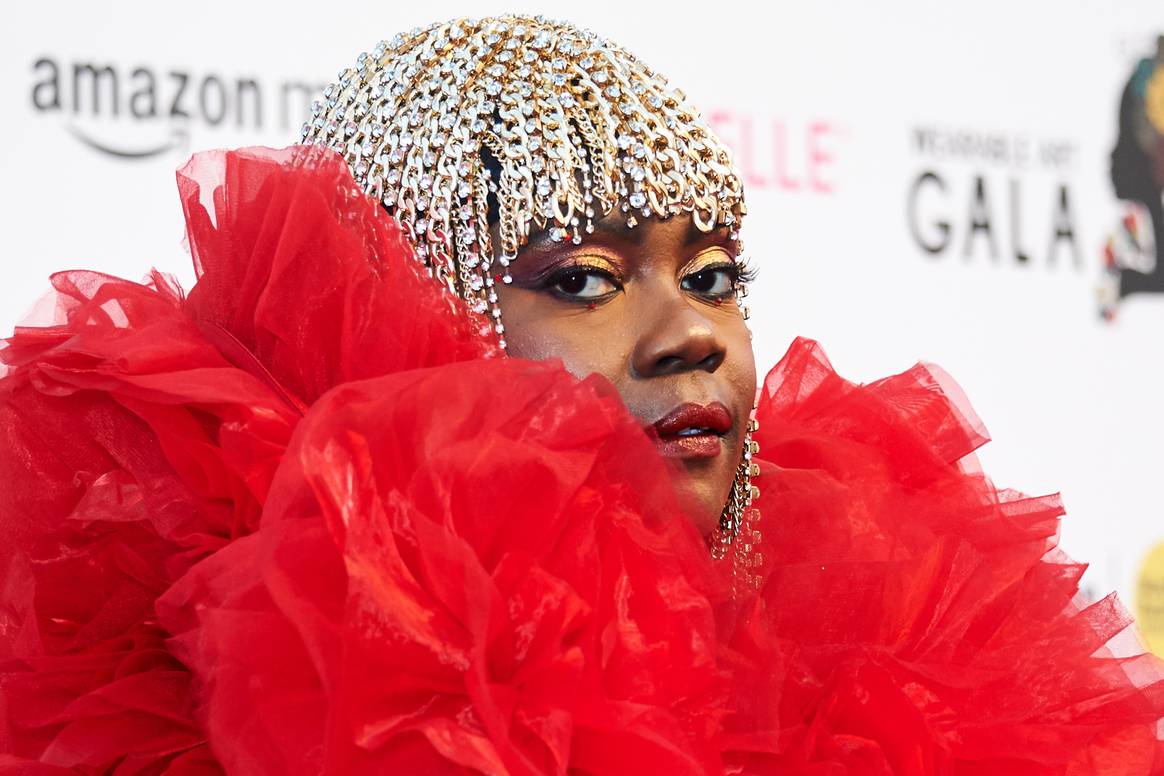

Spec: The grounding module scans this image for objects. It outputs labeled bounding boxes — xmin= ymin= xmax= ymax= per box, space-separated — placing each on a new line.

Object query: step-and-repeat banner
xmin=3 ymin=1 xmax=1164 ymax=649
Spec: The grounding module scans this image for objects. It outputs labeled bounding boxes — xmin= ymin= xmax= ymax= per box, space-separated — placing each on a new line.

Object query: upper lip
xmin=649 ymin=402 xmax=733 ymax=438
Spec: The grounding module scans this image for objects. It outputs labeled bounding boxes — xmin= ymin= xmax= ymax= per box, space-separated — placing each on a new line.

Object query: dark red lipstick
xmin=649 ymin=402 xmax=732 ymax=459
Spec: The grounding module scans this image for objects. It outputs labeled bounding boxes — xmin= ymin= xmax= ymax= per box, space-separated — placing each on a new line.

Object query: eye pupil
xmin=557 ymin=271 xmax=588 ymax=294
xmin=690 ymin=270 xmax=716 ymax=292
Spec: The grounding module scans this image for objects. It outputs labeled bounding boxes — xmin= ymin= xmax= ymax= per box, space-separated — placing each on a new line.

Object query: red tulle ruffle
xmin=723 ymin=340 xmax=1164 ymax=773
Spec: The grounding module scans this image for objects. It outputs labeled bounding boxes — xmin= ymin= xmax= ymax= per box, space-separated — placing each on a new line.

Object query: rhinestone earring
xmin=711 ymin=415 xmax=762 ymax=592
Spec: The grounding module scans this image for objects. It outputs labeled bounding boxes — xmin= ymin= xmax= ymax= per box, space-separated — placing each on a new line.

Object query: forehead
xmin=523 ymin=211 xmax=735 ymax=254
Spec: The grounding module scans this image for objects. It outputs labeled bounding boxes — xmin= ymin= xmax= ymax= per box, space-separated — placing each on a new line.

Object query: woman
xmin=2 ymin=15 xmax=1163 ymax=775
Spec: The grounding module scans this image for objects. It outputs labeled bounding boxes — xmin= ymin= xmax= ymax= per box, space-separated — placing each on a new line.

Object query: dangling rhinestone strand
xmin=711 ymin=415 xmax=762 ymax=594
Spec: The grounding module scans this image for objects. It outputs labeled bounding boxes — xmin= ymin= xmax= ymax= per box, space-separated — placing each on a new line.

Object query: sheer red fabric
xmin=1 ymin=146 xmax=1162 ymax=775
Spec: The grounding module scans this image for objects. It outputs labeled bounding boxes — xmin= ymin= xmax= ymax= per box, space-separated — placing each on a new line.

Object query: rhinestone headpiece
xmin=302 ymin=14 xmax=747 ymax=348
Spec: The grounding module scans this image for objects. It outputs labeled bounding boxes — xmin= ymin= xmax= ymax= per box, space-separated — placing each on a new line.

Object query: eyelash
xmin=734 ymin=256 xmax=759 ymax=286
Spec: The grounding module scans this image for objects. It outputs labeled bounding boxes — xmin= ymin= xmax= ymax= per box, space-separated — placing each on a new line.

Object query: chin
xmin=672 ymin=474 xmax=728 ymax=538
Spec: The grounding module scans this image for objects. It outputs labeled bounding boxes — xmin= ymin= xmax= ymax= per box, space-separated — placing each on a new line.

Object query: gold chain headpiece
xmin=302 ymin=14 xmax=746 ymax=349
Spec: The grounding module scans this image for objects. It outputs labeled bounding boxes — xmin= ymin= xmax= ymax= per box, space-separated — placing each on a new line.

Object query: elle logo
xmin=707 ymin=112 xmax=840 ymax=194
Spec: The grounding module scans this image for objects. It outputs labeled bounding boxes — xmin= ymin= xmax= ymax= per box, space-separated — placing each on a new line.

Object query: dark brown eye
xmin=681 ymin=265 xmax=738 ymax=298
xmin=544 ymin=267 xmax=621 ymax=301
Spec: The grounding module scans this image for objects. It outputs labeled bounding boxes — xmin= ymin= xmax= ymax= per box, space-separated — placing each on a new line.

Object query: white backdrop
xmin=3 ymin=1 xmax=1164 ymax=646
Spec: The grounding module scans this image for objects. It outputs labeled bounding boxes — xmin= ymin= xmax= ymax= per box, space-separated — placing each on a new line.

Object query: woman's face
xmin=496 ymin=212 xmax=758 ymax=537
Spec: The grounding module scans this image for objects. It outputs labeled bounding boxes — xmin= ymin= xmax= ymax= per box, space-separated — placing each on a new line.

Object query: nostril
xmin=655 ymin=355 xmax=686 ymax=373
xmin=698 ymin=352 xmax=725 ymax=372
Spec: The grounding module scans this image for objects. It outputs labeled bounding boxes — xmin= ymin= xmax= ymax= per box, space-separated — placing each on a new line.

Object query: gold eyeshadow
xmin=681 ymin=246 xmax=737 ymax=276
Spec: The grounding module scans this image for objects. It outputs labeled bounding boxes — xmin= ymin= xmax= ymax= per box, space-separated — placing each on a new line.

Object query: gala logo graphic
xmin=906 ymin=127 xmax=1082 ymax=269
xmin=1098 ymin=35 xmax=1164 ymax=320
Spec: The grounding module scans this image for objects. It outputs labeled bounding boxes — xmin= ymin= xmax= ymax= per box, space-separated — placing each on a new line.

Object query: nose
xmin=630 ymin=287 xmax=727 ymax=378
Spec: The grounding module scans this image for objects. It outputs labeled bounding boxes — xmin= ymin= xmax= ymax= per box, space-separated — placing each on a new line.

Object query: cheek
xmin=725 ymin=321 xmax=758 ymax=405
xmin=498 ymin=291 xmax=629 ymax=382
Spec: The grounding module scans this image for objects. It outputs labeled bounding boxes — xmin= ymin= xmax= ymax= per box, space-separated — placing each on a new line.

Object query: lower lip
xmin=654 ymin=433 xmax=723 ymax=459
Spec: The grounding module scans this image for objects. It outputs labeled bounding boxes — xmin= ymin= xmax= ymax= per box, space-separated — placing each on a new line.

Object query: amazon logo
xmin=29 ymin=56 xmax=325 ymax=160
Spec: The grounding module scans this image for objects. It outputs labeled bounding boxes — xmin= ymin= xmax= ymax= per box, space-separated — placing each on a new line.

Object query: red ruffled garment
xmin=1 ymin=146 xmax=1162 ymax=775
